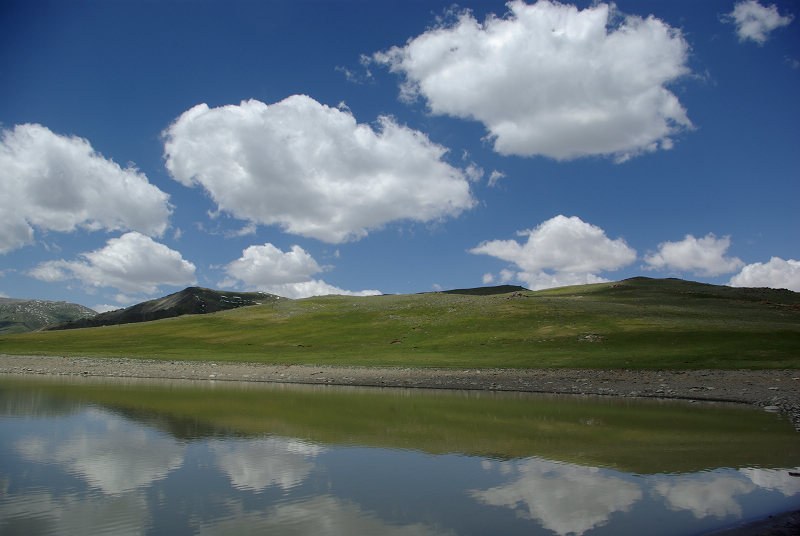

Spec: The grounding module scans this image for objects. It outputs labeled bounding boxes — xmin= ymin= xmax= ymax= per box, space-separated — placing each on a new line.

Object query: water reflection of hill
xmin=2 ymin=376 xmax=798 ymax=475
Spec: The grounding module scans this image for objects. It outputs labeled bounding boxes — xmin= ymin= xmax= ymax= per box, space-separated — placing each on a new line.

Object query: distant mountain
xmin=443 ymin=284 xmax=529 ymax=296
xmin=45 ymin=287 xmax=279 ymax=330
xmin=0 ymin=298 xmax=96 ymax=334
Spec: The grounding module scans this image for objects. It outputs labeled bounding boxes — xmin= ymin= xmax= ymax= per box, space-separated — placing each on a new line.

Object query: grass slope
xmin=1 ymin=277 xmax=798 ymax=369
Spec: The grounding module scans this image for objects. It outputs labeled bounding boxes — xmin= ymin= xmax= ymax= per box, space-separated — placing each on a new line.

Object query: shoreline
xmin=2 ymin=354 xmax=799 ymax=429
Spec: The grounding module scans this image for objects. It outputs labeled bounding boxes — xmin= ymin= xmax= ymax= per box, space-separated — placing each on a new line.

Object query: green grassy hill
xmin=1 ymin=277 xmax=798 ymax=369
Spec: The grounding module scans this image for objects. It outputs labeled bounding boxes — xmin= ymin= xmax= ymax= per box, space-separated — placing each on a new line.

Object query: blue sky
xmin=1 ymin=0 xmax=798 ymax=311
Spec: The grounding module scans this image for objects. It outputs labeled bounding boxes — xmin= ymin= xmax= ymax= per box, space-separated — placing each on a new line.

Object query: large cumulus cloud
xmin=0 ymin=124 xmax=172 ymax=253
xmin=373 ymin=0 xmax=692 ymax=161
xmin=163 ymin=96 xmax=475 ymax=243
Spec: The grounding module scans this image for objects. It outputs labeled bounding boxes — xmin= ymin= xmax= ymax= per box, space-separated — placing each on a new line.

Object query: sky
xmin=1 ymin=0 xmax=798 ymax=312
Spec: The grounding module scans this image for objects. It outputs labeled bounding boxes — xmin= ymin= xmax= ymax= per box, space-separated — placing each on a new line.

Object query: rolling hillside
xmin=2 ymin=277 xmax=799 ymax=370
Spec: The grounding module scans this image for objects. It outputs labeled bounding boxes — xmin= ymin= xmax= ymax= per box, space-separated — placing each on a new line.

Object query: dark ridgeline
xmin=44 ymin=287 xmax=279 ymax=331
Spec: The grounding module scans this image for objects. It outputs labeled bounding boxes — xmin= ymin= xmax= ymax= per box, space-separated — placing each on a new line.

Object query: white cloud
xmin=262 ymin=280 xmax=381 ymax=299
xmin=93 ymin=304 xmax=122 ymax=313
xmin=221 ymin=243 xmax=381 ymax=298
xmin=499 ymin=268 xmax=516 ymax=283
xmin=644 ymin=233 xmax=744 ymax=276
xmin=517 ymin=271 xmax=610 ymax=290
xmin=470 ymin=215 xmax=636 ymax=290
xmin=224 ymin=243 xmax=322 ymax=287
xmin=374 ymin=0 xmax=692 ymax=161
xmin=29 ymin=232 xmax=197 ymax=295
xmin=729 ymin=257 xmax=800 ymax=291
xmin=163 ymin=95 xmax=475 ymax=243
xmin=465 ymin=162 xmax=484 ymax=182
xmin=482 ymin=272 xmax=494 ymax=284
xmin=0 ymin=124 xmax=171 ymax=253
xmin=487 ymin=170 xmax=506 ymax=187
xmin=725 ymin=1 xmax=794 ymax=44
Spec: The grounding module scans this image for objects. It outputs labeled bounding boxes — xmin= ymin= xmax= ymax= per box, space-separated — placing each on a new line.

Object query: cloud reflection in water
xmin=211 ymin=437 xmax=325 ymax=492
xmin=14 ymin=407 xmax=185 ymax=495
xmin=471 ymin=458 xmax=643 ymax=536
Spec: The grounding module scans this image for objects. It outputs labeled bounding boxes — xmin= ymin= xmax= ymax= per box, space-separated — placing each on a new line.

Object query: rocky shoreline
xmin=1 ymin=354 xmax=799 ymax=429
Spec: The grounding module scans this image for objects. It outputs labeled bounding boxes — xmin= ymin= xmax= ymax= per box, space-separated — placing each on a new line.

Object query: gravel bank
xmin=2 ymin=354 xmax=799 ymax=429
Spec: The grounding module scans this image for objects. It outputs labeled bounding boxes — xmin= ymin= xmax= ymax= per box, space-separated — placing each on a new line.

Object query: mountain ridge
xmin=0 ymin=298 xmax=96 ymax=334
xmin=44 ymin=287 xmax=279 ymax=331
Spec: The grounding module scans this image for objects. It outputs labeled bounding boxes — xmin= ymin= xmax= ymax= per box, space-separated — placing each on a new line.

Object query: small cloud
xmin=221 ymin=242 xmax=380 ymax=298
xmin=465 ymin=162 xmax=484 ymax=183
xmin=724 ymin=0 xmax=794 ymax=45
xmin=488 ymin=170 xmax=506 ymax=187
xmin=226 ymin=222 xmax=258 ymax=238
xmin=224 ymin=243 xmax=322 ymax=287
xmin=335 ymin=59 xmax=373 ymax=84
xmin=94 ymin=304 xmax=122 ymax=313
xmin=263 ymin=280 xmax=381 ymax=299
xmin=481 ymin=273 xmax=494 ymax=284
xmin=28 ymin=232 xmax=197 ymax=295
xmin=499 ymin=269 xmax=515 ymax=283
xmin=644 ymin=233 xmax=744 ymax=276
xmin=470 ymin=215 xmax=636 ymax=290
xmin=729 ymin=257 xmax=800 ymax=291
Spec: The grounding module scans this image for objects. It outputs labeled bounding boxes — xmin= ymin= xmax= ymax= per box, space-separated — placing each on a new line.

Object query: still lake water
xmin=0 ymin=375 xmax=798 ymax=536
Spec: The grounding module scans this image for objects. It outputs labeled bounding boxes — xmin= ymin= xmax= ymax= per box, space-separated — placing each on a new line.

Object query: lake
xmin=1 ymin=375 xmax=798 ymax=535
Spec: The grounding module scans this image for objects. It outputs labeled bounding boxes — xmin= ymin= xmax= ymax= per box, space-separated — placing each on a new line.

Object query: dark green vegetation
xmin=1 ymin=277 xmax=798 ymax=369
xmin=3 ymin=376 xmax=798 ymax=474
xmin=442 ymin=284 xmax=528 ymax=295
xmin=45 ymin=287 xmax=278 ymax=330
xmin=0 ymin=297 xmax=96 ymax=334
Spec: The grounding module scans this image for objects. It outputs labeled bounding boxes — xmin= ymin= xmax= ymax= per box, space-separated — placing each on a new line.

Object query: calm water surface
xmin=0 ymin=376 xmax=798 ymax=536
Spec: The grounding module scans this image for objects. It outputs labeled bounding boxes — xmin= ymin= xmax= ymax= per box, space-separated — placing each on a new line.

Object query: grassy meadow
xmin=1 ymin=277 xmax=799 ymax=370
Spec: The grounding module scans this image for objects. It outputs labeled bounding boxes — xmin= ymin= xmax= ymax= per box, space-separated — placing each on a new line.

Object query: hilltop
xmin=1 ymin=277 xmax=798 ymax=370
xmin=45 ymin=287 xmax=279 ymax=330
xmin=0 ymin=298 xmax=96 ymax=334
